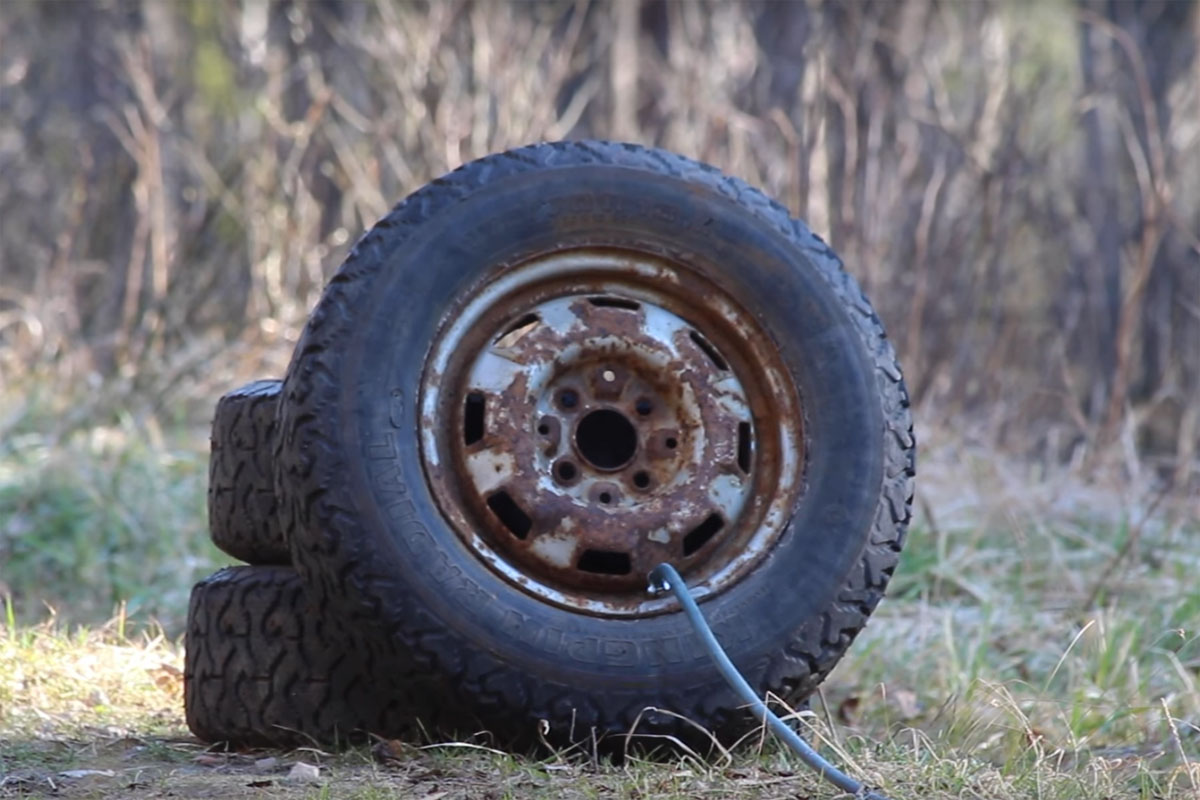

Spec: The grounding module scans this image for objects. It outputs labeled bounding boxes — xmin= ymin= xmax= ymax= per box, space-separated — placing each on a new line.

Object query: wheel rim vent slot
xmin=683 ymin=513 xmax=725 ymax=556
xmin=689 ymin=330 xmax=727 ymax=370
xmin=486 ymin=490 xmax=532 ymax=539
xmin=463 ymin=392 xmax=486 ymax=445
xmin=587 ymin=296 xmax=641 ymax=311
xmin=577 ymin=549 xmax=632 ymax=575
xmin=496 ymin=313 xmax=540 ymax=342
xmin=737 ymin=422 xmax=753 ymax=474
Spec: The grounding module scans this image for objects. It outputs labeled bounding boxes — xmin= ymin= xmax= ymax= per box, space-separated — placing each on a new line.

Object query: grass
xmin=0 ymin=376 xmax=234 ymax=634
xmin=0 ymin=613 xmax=1195 ymax=800
xmin=1 ymin=391 xmax=1198 ymax=797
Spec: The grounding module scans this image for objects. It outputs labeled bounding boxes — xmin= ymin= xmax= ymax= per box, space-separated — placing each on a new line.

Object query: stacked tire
xmin=190 ymin=382 xmax=475 ymax=746
xmin=206 ymin=380 xmax=287 ymax=567
xmin=184 ymin=141 xmax=915 ymax=751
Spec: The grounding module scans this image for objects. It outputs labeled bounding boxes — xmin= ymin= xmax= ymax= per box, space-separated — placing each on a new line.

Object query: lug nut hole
xmin=633 ymin=471 xmax=651 ymax=489
xmin=555 ymin=461 xmax=578 ymax=483
xmin=599 ymin=492 xmax=613 ymax=504
xmin=558 ymin=389 xmax=579 ymax=410
xmin=537 ymin=423 xmax=550 ymax=435
xmin=635 ymin=398 xmax=653 ymax=416
xmin=665 ymin=436 xmax=677 ymax=449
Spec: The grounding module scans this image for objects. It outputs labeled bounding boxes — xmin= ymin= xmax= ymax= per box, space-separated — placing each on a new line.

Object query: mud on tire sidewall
xmin=276 ymin=142 xmax=914 ymax=741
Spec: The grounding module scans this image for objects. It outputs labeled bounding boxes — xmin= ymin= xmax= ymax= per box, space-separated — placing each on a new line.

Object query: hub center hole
xmin=574 ymin=409 xmax=638 ymax=471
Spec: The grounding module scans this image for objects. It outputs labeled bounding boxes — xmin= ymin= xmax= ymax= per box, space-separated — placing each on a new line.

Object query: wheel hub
xmin=419 ymin=250 xmax=803 ymax=617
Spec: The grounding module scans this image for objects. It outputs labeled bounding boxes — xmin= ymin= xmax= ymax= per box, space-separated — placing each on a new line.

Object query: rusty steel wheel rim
xmin=419 ymin=249 xmax=804 ymax=617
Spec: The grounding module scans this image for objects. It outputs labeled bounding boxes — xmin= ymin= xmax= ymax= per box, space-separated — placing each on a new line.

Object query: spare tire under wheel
xmin=275 ymin=141 xmax=915 ymax=746
xmin=207 ymin=379 xmax=289 ymax=565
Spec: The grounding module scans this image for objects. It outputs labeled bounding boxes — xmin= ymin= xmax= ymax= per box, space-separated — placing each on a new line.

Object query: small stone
xmin=285 ymin=762 xmax=321 ymax=784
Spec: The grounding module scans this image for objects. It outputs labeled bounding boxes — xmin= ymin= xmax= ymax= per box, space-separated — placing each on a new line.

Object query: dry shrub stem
xmin=0 ymin=1 xmax=1196 ymax=483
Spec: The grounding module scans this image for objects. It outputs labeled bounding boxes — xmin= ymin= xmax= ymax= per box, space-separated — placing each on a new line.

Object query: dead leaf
xmin=372 ymin=738 xmax=410 ymax=764
xmin=150 ymin=662 xmax=184 ymax=692
xmin=59 ymin=769 xmax=115 ymax=779
xmin=837 ymin=695 xmax=861 ymax=724
xmin=192 ymin=754 xmax=227 ymax=767
xmin=0 ymin=771 xmax=50 ymax=792
xmin=890 ymin=689 xmax=921 ymax=719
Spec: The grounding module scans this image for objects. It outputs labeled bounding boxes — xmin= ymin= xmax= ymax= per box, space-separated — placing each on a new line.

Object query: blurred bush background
xmin=1 ymin=0 xmax=1197 ymax=631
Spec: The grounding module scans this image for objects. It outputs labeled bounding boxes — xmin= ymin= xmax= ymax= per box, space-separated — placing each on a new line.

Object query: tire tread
xmin=208 ymin=380 xmax=289 ymax=565
xmin=274 ymin=141 xmax=915 ymax=745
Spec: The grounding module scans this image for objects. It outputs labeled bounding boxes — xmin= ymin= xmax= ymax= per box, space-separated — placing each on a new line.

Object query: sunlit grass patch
xmin=0 ymin=612 xmax=185 ymax=743
xmin=0 ymin=391 xmax=232 ymax=633
xmin=826 ymin=502 xmax=1200 ymax=796
xmin=0 ymin=608 xmax=1197 ymax=798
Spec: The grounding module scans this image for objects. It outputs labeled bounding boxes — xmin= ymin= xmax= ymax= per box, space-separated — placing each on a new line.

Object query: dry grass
xmin=0 ymin=611 xmax=183 ymax=741
xmin=0 ymin=626 xmax=1194 ymax=799
xmin=2 ymin=443 xmax=1197 ymax=799
xmin=2 ymin=1 xmax=1198 ymax=475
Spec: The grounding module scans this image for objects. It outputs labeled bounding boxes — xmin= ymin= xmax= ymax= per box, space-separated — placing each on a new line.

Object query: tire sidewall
xmin=310 ymin=161 xmax=887 ymax=699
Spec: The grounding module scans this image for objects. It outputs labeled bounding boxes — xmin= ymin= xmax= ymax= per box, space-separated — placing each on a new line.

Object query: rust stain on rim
xmin=419 ymin=249 xmax=804 ymax=618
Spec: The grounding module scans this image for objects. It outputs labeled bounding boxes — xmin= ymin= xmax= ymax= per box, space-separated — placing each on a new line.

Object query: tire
xmin=208 ymin=380 xmax=289 ymax=565
xmin=275 ymin=141 xmax=915 ymax=747
xmin=184 ymin=566 xmax=478 ymax=747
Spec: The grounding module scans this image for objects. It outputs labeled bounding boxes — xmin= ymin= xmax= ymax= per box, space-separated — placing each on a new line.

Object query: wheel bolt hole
xmin=555 ymin=461 xmax=578 ymax=482
xmin=599 ymin=492 xmax=612 ymax=504
xmin=558 ymin=389 xmax=579 ymax=410
xmin=537 ymin=423 xmax=550 ymax=435
xmin=665 ymin=437 xmax=677 ymax=449
xmin=635 ymin=398 xmax=653 ymax=416
xmin=633 ymin=471 xmax=651 ymax=489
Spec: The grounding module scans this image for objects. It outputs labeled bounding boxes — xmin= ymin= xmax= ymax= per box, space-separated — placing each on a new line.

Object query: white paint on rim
xmin=466 ymin=448 xmax=515 ymax=495
xmin=418 ymin=249 xmax=804 ymax=616
xmin=528 ymin=533 xmax=579 ymax=570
